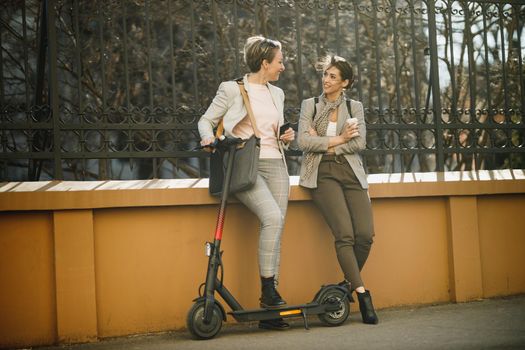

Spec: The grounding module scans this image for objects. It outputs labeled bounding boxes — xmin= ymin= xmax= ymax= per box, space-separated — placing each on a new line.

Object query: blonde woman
xmin=198 ymin=36 xmax=294 ymax=330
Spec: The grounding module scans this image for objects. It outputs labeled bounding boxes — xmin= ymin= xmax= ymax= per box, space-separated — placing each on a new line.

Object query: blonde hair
xmin=243 ymin=36 xmax=282 ymax=73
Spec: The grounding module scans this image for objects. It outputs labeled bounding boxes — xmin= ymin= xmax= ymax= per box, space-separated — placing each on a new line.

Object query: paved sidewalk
xmin=37 ymin=295 xmax=525 ymax=350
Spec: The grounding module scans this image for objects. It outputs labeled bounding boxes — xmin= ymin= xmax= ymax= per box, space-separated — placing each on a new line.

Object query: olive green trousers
xmin=310 ymin=156 xmax=375 ymax=289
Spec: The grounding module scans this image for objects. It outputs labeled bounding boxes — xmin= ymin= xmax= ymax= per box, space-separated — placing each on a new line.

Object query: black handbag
xmin=208 ymin=81 xmax=261 ymax=197
xmin=226 ymin=134 xmax=260 ymax=194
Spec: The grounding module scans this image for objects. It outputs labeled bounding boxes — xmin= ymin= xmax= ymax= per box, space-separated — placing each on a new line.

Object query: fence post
xmin=426 ymin=1 xmax=444 ymax=171
xmin=46 ymin=0 xmax=63 ymax=179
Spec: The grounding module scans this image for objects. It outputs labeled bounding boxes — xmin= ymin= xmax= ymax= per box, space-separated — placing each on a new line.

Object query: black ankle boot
xmin=260 ymin=276 xmax=286 ymax=309
xmin=357 ymin=290 xmax=378 ymax=324
xmin=258 ymin=318 xmax=290 ymax=330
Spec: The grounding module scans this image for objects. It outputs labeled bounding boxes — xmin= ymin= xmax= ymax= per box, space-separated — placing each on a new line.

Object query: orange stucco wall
xmin=0 ymin=212 xmax=56 ymax=347
xmin=0 ymin=171 xmax=524 ymax=348
xmin=477 ymin=195 xmax=525 ymax=297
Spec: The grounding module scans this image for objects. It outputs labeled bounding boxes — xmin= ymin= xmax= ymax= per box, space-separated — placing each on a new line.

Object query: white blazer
xmin=297 ymin=96 xmax=368 ymax=189
xmin=198 ymin=74 xmax=288 ymax=162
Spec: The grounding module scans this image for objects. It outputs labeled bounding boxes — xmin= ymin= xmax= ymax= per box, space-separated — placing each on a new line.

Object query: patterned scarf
xmin=303 ymin=93 xmax=345 ymax=180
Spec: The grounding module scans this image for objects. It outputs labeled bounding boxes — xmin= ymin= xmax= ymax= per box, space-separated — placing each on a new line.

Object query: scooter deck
xmin=229 ymin=301 xmax=339 ymax=322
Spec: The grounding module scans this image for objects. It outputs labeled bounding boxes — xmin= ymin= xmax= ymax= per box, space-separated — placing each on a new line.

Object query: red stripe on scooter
xmin=214 ymin=211 xmax=225 ymax=240
xmin=215 ymin=227 xmax=223 ymax=240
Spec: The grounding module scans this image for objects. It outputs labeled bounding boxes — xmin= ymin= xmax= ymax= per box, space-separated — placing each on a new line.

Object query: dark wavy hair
xmin=316 ymin=55 xmax=354 ymax=88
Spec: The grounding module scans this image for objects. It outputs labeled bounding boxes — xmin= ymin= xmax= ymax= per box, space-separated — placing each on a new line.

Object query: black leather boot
xmin=260 ymin=276 xmax=286 ymax=309
xmin=357 ymin=290 xmax=379 ymax=324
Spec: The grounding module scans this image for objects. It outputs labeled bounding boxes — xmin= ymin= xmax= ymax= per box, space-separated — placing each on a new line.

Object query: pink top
xmin=233 ymin=83 xmax=282 ymax=159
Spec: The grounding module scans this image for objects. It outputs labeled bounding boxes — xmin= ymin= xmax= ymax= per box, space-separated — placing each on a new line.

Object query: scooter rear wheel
xmin=317 ymin=288 xmax=350 ymax=326
xmin=186 ymin=300 xmax=223 ymax=339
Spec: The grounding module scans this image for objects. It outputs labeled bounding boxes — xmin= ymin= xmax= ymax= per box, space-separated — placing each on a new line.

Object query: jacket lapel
xmin=336 ymin=98 xmax=350 ymax=134
xmin=315 ymin=96 xmax=323 ymax=120
xmin=242 ymin=74 xmax=251 ymax=93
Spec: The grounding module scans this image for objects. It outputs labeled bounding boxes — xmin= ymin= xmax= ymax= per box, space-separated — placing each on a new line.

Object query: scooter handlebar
xmin=217 ymin=136 xmax=244 ymax=147
xmin=194 ymin=136 xmax=244 ymax=152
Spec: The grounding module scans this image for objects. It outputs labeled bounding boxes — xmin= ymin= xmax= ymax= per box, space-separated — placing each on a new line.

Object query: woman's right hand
xmin=200 ymin=137 xmax=216 ymax=146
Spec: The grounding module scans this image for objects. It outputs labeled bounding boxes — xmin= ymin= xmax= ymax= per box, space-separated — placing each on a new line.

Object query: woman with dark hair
xmin=198 ymin=36 xmax=294 ymax=330
xmin=297 ymin=55 xmax=378 ymax=325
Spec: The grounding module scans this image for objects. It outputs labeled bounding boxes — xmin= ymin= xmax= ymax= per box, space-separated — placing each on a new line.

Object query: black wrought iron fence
xmin=1 ymin=0 xmax=524 ymax=181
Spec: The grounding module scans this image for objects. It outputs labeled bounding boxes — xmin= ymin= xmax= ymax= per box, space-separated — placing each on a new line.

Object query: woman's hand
xmin=280 ymin=128 xmax=295 ymax=143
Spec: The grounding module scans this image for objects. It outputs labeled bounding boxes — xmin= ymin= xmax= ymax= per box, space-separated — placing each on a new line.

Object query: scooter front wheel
xmin=186 ymin=300 xmax=223 ymax=340
xmin=317 ymin=287 xmax=350 ymax=326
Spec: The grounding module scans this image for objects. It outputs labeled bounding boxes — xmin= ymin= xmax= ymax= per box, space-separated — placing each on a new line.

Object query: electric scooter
xmin=187 ymin=136 xmax=352 ymax=340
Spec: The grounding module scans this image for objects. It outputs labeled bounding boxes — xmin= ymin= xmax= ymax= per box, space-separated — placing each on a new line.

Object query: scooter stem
xmin=203 ymin=143 xmax=238 ymax=324
xmin=213 ymin=143 xmax=237 ymax=241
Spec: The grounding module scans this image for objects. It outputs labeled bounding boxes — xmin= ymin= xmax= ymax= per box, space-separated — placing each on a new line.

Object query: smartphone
xmin=279 ymin=122 xmax=291 ymax=135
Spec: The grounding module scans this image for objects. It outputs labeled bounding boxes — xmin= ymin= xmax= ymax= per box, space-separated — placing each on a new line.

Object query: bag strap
xmin=312 ymin=97 xmax=353 ymax=119
xmin=237 ymin=80 xmax=261 ymax=138
xmin=214 ymin=80 xmax=261 ymax=140
xmin=214 ymin=119 xmax=224 ymax=139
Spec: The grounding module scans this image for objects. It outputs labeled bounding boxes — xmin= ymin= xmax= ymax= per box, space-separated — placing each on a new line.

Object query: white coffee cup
xmin=346 ymin=118 xmax=358 ymax=127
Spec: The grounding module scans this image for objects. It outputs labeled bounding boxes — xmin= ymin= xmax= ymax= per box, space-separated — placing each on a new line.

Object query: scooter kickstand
xmin=301 ymin=308 xmax=309 ymax=330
